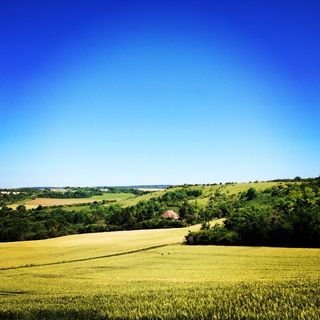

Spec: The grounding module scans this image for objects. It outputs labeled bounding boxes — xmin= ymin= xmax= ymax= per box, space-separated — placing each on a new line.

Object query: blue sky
xmin=0 ymin=0 xmax=319 ymax=187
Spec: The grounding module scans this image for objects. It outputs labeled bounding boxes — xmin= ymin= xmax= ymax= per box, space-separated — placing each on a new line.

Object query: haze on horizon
xmin=1 ymin=1 xmax=319 ymax=188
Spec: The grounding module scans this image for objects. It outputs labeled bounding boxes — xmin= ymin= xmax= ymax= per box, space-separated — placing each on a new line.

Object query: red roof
xmin=161 ymin=210 xmax=179 ymax=220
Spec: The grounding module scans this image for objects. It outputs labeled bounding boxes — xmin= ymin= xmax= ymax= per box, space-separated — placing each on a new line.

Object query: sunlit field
xmin=9 ymin=192 xmax=135 ymax=210
xmin=0 ymin=222 xmax=319 ymax=319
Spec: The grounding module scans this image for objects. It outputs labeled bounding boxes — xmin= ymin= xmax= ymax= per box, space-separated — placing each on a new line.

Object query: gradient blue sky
xmin=1 ymin=0 xmax=319 ymax=187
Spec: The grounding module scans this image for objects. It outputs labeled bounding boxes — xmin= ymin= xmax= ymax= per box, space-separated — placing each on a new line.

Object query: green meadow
xmin=0 ymin=222 xmax=319 ymax=320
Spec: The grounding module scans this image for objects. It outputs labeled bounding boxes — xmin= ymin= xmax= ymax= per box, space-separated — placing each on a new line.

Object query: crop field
xmin=9 ymin=192 xmax=135 ymax=210
xmin=0 ymin=221 xmax=319 ymax=320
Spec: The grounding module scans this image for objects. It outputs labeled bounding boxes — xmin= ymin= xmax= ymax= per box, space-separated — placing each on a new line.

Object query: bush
xmin=185 ymin=225 xmax=238 ymax=245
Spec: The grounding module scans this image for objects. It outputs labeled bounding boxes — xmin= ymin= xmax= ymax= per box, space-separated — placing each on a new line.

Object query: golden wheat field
xmin=0 ymin=222 xmax=319 ymax=319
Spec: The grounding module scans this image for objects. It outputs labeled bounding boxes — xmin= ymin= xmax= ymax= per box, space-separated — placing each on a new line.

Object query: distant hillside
xmin=116 ymin=181 xmax=280 ymax=208
xmin=101 ymin=185 xmax=171 ymax=189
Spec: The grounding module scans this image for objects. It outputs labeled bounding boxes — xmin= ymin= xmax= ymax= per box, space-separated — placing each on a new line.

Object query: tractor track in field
xmin=0 ymin=242 xmax=180 ymax=271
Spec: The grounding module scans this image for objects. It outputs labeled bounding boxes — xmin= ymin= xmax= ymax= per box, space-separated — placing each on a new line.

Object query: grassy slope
xmin=117 ymin=181 xmax=280 ymax=208
xmin=0 ymin=223 xmax=319 ymax=319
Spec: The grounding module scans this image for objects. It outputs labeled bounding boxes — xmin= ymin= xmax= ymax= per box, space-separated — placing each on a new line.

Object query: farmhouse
xmin=161 ymin=210 xmax=179 ymax=220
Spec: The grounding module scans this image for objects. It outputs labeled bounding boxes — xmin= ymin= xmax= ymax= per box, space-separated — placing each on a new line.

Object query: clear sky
xmin=0 ymin=0 xmax=319 ymax=187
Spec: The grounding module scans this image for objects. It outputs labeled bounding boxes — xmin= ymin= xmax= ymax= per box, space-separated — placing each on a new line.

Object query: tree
xmin=246 ymin=188 xmax=257 ymax=200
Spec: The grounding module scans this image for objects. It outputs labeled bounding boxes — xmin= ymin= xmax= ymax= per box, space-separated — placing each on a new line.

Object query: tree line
xmin=37 ymin=187 xmax=104 ymax=199
xmin=185 ymin=178 xmax=320 ymax=247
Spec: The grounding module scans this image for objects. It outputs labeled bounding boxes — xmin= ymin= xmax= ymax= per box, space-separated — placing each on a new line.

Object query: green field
xmin=0 ymin=221 xmax=319 ymax=319
xmin=90 ymin=192 xmax=136 ymax=201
